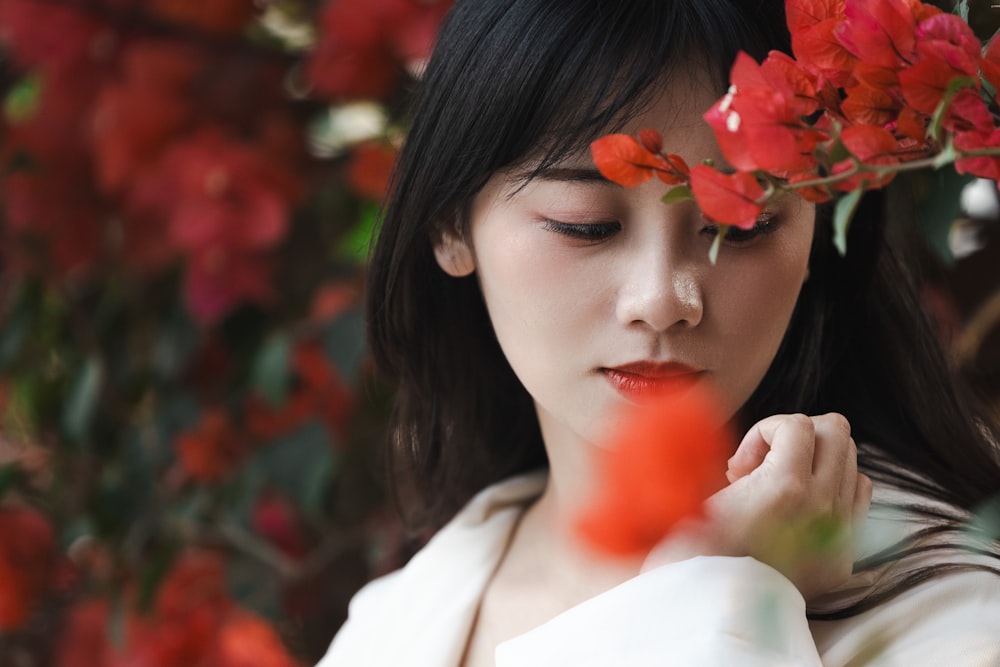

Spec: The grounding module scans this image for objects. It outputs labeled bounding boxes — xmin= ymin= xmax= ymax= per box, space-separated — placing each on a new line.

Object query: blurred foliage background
xmin=0 ymin=1 xmax=998 ymax=666
xmin=0 ymin=0 xmax=450 ymax=664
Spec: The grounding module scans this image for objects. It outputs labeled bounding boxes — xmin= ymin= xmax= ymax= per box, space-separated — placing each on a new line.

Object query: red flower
xmin=0 ymin=506 xmax=55 ymax=630
xmin=703 ymin=52 xmax=822 ymax=175
xmin=252 ymin=493 xmax=310 ymax=559
xmin=786 ymin=0 xmax=857 ymax=87
xmin=348 ymin=142 xmax=398 ymax=200
xmin=307 ymin=0 xmax=453 ymax=100
xmin=841 ymin=82 xmax=897 ymax=127
xmin=591 ymin=134 xmax=688 ymax=187
xmin=215 ymin=613 xmax=303 ymax=667
xmin=0 ymin=0 xmax=110 ymax=74
xmin=834 ymin=0 xmax=917 ymax=70
xmin=689 ymin=166 xmax=765 ymax=228
xmin=981 ymin=34 xmax=1000 ymax=93
xmin=898 ymin=15 xmax=980 ymax=115
xmin=91 ymin=41 xmax=200 ymax=193
xmin=175 ymin=409 xmax=249 ymax=482
xmin=128 ymin=128 xmax=298 ymax=323
xmin=956 ymin=128 xmax=1000 ymax=181
xmin=832 ymin=125 xmax=900 ymax=191
xmin=575 ymin=381 xmax=732 ymax=558
xmin=246 ymin=342 xmax=356 ymax=445
xmin=147 ymin=0 xmax=258 ymax=35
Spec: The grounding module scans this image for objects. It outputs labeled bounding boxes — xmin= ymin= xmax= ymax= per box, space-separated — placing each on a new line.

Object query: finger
xmin=727 ymin=419 xmax=776 ymax=482
xmin=810 ymin=413 xmax=852 ymax=494
xmin=852 ymin=473 xmax=873 ymax=529
xmin=754 ymin=413 xmax=816 ymax=480
xmin=836 ymin=436 xmax=859 ymax=515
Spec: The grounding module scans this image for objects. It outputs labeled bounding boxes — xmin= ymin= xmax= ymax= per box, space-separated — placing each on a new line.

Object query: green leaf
xmin=833 ymin=189 xmax=864 ymax=256
xmin=336 ymin=203 xmax=380 ymax=263
xmin=251 ymin=333 xmax=292 ymax=406
xmin=660 ymin=185 xmax=693 ymax=205
xmin=3 ymin=76 xmax=41 ymax=123
xmin=61 ymin=356 xmax=103 ymax=444
xmin=320 ymin=307 xmax=366 ymax=382
xmin=241 ymin=421 xmax=336 ymax=518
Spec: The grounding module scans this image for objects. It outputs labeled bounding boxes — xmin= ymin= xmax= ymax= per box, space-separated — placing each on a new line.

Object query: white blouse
xmin=318 ymin=472 xmax=1000 ymax=666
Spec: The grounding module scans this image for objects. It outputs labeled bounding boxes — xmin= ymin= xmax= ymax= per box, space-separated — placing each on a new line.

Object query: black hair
xmin=365 ymin=0 xmax=1000 ymax=617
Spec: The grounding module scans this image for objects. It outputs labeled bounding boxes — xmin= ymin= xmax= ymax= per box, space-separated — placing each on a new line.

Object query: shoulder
xmin=317 ymin=471 xmax=547 ymax=667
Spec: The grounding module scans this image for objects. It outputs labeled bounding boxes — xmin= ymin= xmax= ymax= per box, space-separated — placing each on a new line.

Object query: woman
xmin=319 ymin=0 xmax=1000 ymax=664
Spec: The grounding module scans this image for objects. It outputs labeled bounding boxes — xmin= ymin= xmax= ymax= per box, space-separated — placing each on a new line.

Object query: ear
xmin=433 ymin=228 xmax=475 ymax=277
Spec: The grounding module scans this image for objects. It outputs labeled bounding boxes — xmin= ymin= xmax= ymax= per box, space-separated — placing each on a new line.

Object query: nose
xmin=615 ymin=247 xmax=703 ymax=332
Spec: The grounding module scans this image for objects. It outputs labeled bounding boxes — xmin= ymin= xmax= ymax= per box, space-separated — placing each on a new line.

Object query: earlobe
xmin=433 ymin=230 xmax=476 ymax=277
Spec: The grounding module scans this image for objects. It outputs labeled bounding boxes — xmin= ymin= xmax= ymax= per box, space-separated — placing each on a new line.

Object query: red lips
xmin=602 ymin=361 xmax=703 ymax=400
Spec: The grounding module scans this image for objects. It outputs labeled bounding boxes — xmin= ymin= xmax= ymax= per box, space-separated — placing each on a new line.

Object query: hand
xmin=642 ymin=413 xmax=873 ymax=601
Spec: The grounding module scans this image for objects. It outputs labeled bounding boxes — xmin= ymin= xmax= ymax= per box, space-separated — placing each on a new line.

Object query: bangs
xmin=435 ymin=0 xmax=792 ymax=182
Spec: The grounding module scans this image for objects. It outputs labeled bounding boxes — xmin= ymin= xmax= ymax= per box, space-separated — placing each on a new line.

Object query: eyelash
xmin=542 ymin=213 xmax=779 ymax=245
xmin=542 ymin=219 xmax=622 ymax=241
xmin=701 ymin=213 xmax=779 ymax=245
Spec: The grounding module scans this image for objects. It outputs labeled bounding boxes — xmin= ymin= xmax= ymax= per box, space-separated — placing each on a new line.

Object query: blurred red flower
xmin=148 ymin=0 xmax=258 ymax=35
xmin=348 ymin=142 xmax=398 ymax=200
xmin=0 ymin=506 xmax=55 ymax=630
xmin=575 ymin=382 xmax=732 ymax=558
xmin=175 ymin=409 xmax=249 ymax=483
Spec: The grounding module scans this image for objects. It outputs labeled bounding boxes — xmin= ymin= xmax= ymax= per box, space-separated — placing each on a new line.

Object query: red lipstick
xmin=602 ymin=362 xmax=703 ymax=401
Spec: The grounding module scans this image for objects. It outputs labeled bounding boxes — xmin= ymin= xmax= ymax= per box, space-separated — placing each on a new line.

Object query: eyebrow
xmin=527 ymin=166 xmax=622 ymax=186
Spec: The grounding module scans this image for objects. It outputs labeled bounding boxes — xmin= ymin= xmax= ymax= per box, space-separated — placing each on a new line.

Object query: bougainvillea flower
xmin=894 ymin=105 xmax=929 ymax=142
xmin=0 ymin=0 xmax=107 ymax=74
xmin=841 ymin=82 xmax=898 ymax=126
xmin=786 ymin=0 xmax=856 ymax=87
xmin=834 ymin=0 xmax=917 ymax=70
xmin=832 ymin=124 xmax=900 ymax=191
xmin=898 ymin=56 xmax=974 ymax=115
xmin=689 ymin=166 xmax=766 ymax=228
xmin=175 ymin=409 xmax=249 ymax=482
xmin=944 ymin=89 xmax=994 ymax=135
xmin=575 ymin=381 xmax=732 ymax=558
xmin=789 ymin=171 xmax=834 ymax=203
xmin=914 ymin=14 xmax=980 ymax=80
xmin=253 ymin=493 xmax=310 ymax=559
xmin=981 ymin=34 xmax=1000 ymax=93
xmin=704 ymin=52 xmax=822 ymax=174
xmin=591 ymin=134 xmax=688 ymax=186
xmin=956 ymin=128 xmax=1000 ymax=182
xmin=0 ymin=506 xmax=55 ymax=630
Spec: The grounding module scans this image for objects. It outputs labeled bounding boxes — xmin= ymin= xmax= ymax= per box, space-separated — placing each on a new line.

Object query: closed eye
xmin=702 ymin=213 xmax=779 ymax=245
xmin=543 ymin=219 xmax=621 ymax=242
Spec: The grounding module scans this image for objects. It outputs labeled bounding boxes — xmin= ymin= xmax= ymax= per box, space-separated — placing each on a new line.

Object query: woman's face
xmin=435 ymin=72 xmax=815 ymax=451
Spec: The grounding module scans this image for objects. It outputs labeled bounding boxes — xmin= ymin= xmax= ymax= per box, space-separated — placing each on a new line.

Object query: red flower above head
xmin=786 ymin=0 xmax=857 ymax=87
xmin=956 ymin=128 xmax=1000 ymax=182
xmin=841 ymin=82 xmax=898 ymax=127
xmin=0 ymin=506 xmax=55 ymax=631
xmin=704 ymin=52 xmax=823 ymax=175
xmin=834 ymin=0 xmax=917 ymax=70
xmin=981 ymin=35 xmax=1000 ymax=93
xmin=591 ymin=134 xmax=689 ymax=187
xmin=175 ymin=409 xmax=249 ymax=482
xmin=575 ymin=381 xmax=733 ymax=558
xmin=689 ymin=166 xmax=765 ymax=228
xmin=832 ymin=124 xmax=900 ymax=191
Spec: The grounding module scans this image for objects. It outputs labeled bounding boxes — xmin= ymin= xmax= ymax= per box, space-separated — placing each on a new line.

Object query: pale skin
xmin=434 ymin=72 xmax=873 ymax=667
